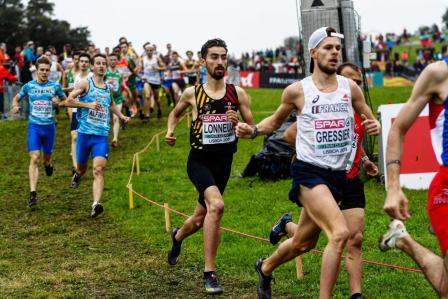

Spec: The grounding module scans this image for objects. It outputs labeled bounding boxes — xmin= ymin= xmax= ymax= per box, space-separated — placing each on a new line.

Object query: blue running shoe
xmin=269 ymin=213 xmax=292 ymax=245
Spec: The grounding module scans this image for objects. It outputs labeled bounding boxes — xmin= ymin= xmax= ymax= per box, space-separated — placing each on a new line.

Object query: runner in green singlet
xmin=106 ymin=53 xmax=129 ymax=147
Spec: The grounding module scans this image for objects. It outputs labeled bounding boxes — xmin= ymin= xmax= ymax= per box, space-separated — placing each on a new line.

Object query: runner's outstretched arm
xmin=65 ymin=79 xmax=101 ymax=110
xmin=109 ymin=96 xmax=130 ymax=124
xmin=350 ymin=80 xmax=380 ymax=136
xmin=166 ymin=86 xmax=195 ymax=146
xmin=236 ymin=81 xmax=302 ymax=138
xmin=384 ymin=62 xmax=446 ymax=220
xmin=235 ymin=86 xmax=254 ymax=126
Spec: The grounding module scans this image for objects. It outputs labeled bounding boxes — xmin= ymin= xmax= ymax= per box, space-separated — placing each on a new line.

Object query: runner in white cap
xmin=236 ymin=27 xmax=380 ymax=299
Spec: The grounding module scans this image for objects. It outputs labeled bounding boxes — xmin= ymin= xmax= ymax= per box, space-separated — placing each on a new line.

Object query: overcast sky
xmin=39 ymin=0 xmax=447 ymax=56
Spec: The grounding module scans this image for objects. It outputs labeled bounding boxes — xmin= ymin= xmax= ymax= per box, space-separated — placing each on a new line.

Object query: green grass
xmin=0 ymin=87 xmax=439 ymax=298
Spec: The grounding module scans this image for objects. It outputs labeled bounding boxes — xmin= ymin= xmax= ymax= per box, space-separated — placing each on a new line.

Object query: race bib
xmin=171 ymin=70 xmax=181 ymax=80
xmin=119 ymin=66 xmax=130 ymax=77
xmin=31 ymin=100 xmax=52 ymax=119
xmin=202 ymin=114 xmax=235 ymax=145
xmin=314 ymin=118 xmax=352 ymax=156
xmin=108 ymin=77 xmax=120 ymax=92
xmin=87 ymin=105 xmax=108 ymax=127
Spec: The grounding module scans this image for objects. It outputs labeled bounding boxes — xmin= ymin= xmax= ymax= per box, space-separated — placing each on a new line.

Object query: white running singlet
xmin=296 ymin=75 xmax=354 ymax=170
xmin=143 ymin=56 xmax=161 ymax=85
xmin=72 ymin=72 xmax=93 ymax=113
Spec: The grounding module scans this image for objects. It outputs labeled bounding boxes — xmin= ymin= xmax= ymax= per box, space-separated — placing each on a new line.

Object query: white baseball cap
xmin=308 ymin=27 xmax=344 ymax=73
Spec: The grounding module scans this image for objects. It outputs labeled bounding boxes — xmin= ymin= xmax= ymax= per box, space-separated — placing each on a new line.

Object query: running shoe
xmin=379 ymin=219 xmax=409 ymax=251
xmin=167 ymin=228 xmax=182 ymax=265
xmin=350 ymin=293 xmax=365 ymax=299
xmin=255 ymin=259 xmax=272 ymax=299
xmin=157 ymin=109 xmax=162 ymax=119
xmin=71 ymin=167 xmax=76 ymax=176
xmin=28 ymin=192 xmax=37 ymax=207
xmin=91 ymin=202 xmax=103 ymax=218
xmin=111 ymin=140 xmax=118 ymax=148
xmin=203 ymin=271 xmax=223 ymax=295
xmin=44 ymin=164 xmax=54 ymax=176
xmin=129 ymin=107 xmax=136 ymax=118
xmin=70 ymin=172 xmax=81 ymax=189
xmin=142 ymin=116 xmax=150 ymax=124
xmin=269 ymin=212 xmax=292 ymax=245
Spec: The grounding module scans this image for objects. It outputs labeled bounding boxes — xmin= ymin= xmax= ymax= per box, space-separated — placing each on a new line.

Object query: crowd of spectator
xmin=228 ymin=42 xmax=305 ymax=75
xmin=368 ymin=27 xmax=448 ymax=76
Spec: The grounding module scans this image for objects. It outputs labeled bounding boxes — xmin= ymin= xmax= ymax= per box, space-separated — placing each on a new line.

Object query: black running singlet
xmin=190 ymin=84 xmax=239 ymax=153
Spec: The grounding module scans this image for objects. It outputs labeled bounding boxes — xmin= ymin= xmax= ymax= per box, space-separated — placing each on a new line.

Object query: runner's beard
xmin=317 ymin=59 xmax=337 ymax=75
xmin=208 ymin=66 xmax=225 ymax=80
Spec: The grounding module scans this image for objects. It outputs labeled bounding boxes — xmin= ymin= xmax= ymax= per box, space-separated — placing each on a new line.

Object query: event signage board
xmin=260 ymin=73 xmax=304 ymax=88
xmin=378 ymin=103 xmax=438 ymax=190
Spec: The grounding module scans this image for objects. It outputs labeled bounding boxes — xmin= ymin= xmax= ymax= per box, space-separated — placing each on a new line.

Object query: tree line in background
xmin=0 ymin=0 xmax=90 ymax=56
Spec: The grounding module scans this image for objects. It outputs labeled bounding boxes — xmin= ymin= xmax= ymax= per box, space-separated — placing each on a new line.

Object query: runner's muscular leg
xmin=262 ymin=208 xmax=321 ymax=276
xmin=112 ymin=103 xmax=123 ymax=141
xmin=395 ymin=236 xmax=447 ymax=296
xmin=153 ymin=87 xmax=161 ymax=110
xmin=29 ymin=150 xmax=40 ymax=192
xmin=342 ymin=208 xmax=365 ymax=295
xmin=175 ymin=202 xmax=207 ymax=242
xmin=203 ymin=185 xmax=224 ymax=272
xmin=299 ymin=184 xmax=349 ymax=299
xmin=71 ymin=130 xmax=77 ymax=169
xmin=143 ymin=82 xmax=152 ymax=117
xmin=92 ymin=157 xmax=107 ymax=203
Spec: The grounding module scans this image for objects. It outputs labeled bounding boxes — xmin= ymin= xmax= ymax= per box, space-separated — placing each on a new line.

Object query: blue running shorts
xmin=76 ymin=132 xmax=108 ymax=165
xmin=28 ymin=123 xmax=55 ymax=154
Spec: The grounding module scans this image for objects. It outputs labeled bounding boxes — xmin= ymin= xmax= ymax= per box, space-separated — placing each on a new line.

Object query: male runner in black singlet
xmin=165 ymin=38 xmax=254 ymax=295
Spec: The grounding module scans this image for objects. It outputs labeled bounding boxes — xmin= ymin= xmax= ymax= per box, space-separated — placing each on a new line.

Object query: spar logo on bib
xmin=315 ymin=119 xmax=346 ymax=130
xmin=202 ymin=114 xmax=235 ymax=145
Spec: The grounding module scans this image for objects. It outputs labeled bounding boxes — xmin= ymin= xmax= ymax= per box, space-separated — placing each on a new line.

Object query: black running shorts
xmin=70 ymin=112 xmax=79 ymax=131
xmin=288 ymin=159 xmax=347 ymax=207
xmin=187 ymin=150 xmax=233 ymax=208
xmin=288 ymin=159 xmax=365 ymax=210
xmin=149 ymin=83 xmax=161 ymax=91
xmin=338 ymin=176 xmax=365 ymax=210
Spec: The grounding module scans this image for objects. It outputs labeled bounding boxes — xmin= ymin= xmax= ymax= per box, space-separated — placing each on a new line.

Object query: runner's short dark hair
xmin=201 ymin=38 xmax=227 ymax=59
xmin=91 ymin=53 xmax=107 ymax=65
xmin=35 ymin=56 xmax=51 ymax=69
xmin=337 ymin=62 xmax=359 ymax=75
xmin=79 ymin=53 xmax=91 ymax=62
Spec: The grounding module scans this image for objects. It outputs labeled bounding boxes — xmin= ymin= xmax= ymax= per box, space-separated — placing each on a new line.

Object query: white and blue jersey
xmin=429 ymin=58 xmax=448 ymax=166
xmin=77 ymin=78 xmax=112 ymax=137
xmin=18 ymin=80 xmax=65 ymax=125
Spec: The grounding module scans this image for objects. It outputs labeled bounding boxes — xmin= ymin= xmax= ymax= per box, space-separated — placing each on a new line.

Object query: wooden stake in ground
xmin=156 ymin=134 xmax=160 ymax=152
xmin=296 ymin=256 xmax=304 ymax=279
xmin=164 ymin=203 xmax=171 ymax=232
xmin=128 ymin=184 xmax=134 ymax=209
xmin=136 ymin=153 xmax=140 ymax=175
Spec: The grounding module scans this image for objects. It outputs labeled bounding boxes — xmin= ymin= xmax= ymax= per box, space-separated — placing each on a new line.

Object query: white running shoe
xmin=379 ymin=219 xmax=409 ymax=251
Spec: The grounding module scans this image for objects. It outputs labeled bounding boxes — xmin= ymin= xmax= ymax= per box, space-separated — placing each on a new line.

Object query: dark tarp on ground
xmin=240 ymin=113 xmax=296 ymax=180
